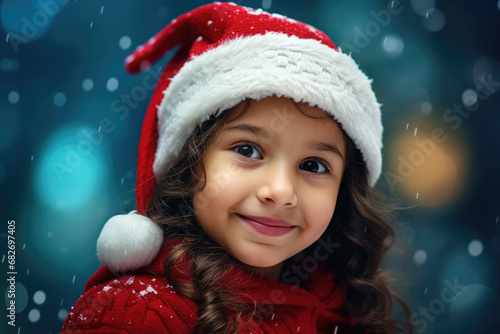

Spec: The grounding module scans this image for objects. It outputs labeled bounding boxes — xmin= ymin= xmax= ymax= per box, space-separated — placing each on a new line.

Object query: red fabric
xmin=125 ymin=2 xmax=336 ymax=74
xmin=127 ymin=2 xmax=339 ymax=215
xmin=62 ymin=241 xmax=365 ymax=333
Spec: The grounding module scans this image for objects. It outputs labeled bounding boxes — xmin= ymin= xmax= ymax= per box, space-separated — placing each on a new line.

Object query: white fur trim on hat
xmin=97 ymin=210 xmax=163 ymax=273
xmin=154 ymin=33 xmax=382 ymax=186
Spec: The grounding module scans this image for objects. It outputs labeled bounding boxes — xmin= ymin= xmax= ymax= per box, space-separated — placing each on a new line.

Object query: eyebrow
xmin=313 ymin=143 xmax=344 ymax=160
xmin=225 ymin=124 xmax=271 ymax=138
xmin=225 ymin=124 xmax=344 ymax=160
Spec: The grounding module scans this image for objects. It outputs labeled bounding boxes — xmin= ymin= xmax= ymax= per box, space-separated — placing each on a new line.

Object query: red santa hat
xmin=97 ymin=2 xmax=383 ymax=273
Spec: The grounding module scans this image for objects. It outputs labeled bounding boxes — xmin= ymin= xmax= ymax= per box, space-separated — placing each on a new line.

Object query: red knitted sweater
xmin=62 ymin=242 xmax=365 ymax=333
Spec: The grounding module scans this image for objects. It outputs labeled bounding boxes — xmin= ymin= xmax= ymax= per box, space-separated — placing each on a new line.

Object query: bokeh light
xmin=1 ymin=57 xmax=20 ymax=72
xmin=53 ymin=92 xmax=66 ymax=107
xmin=1 ymin=0 xmax=67 ymax=43
xmin=28 ymin=309 xmax=41 ymax=323
xmin=262 ymin=0 xmax=273 ymax=10
xmin=33 ymin=290 xmax=46 ymax=305
xmin=381 ymin=34 xmax=404 ymax=58
xmin=1 ymin=57 xmax=11 ymax=71
xmin=58 ymin=309 xmax=68 ymax=321
xmin=413 ymin=250 xmax=427 ymax=265
xmin=461 ymin=89 xmax=478 ymax=107
xmin=82 ymin=78 xmax=94 ymax=91
xmin=421 ymin=102 xmax=433 ymax=114
xmin=411 ymin=0 xmax=436 ymax=16
xmin=449 ymin=284 xmax=498 ymax=333
xmin=422 ymin=8 xmax=446 ymax=32
xmin=34 ymin=124 xmax=107 ymax=212
xmin=467 ymin=239 xmax=484 ymax=257
xmin=8 ymin=90 xmax=20 ymax=104
xmin=4 ymin=282 xmax=28 ymax=312
xmin=388 ymin=120 xmax=468 ymax=206
xmin=119 ymin=35 xmax=132 ymax=50
xmin=106 ymin=77 xmax=119 ymax=92
xmin=472 ymin=56 xmax=500 ymax=95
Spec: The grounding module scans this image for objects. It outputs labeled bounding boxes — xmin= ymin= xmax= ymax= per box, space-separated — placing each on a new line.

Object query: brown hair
xmin=146 ymin=100 xmax=412 ymax=333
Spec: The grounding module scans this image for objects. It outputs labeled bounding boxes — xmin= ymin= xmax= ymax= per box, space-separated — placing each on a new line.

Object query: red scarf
xmin=63 ymin=240 xmax=365 ymax=333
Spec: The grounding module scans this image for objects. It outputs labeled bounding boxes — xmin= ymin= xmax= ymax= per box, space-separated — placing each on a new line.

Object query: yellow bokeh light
xmin=386 ymin=120 xmax=468 ymax=206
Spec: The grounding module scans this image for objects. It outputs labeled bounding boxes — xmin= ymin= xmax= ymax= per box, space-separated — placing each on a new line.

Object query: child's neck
xmin=249 ymin=262 xmax=283 ymax=281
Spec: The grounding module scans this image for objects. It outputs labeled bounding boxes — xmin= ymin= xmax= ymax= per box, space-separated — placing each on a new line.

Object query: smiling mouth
xmin=236 ymin=214 xmax=296 ymax=237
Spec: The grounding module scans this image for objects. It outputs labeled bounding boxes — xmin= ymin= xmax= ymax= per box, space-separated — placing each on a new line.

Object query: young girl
xmin=63 ymin=3 xmax=410 ymax=333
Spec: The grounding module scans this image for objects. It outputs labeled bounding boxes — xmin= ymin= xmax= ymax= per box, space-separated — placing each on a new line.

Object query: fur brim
xmin=154 ymin=33 xmax=382 ymax=186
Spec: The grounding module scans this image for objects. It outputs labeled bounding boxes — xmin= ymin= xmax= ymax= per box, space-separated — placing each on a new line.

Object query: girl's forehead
xmin=225 ymin=96 xmax=336 ymax=124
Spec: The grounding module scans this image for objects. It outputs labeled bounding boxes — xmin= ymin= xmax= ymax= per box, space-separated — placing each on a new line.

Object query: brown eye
xmin=300 ymin=160 xmax=329 ymax=173
xmin=234 ymin=144 xmax=262 ymax=159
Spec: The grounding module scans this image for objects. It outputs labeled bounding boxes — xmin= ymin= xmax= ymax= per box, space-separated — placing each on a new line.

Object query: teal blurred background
xmin=1 ymin=0 xmax=499 ymax=333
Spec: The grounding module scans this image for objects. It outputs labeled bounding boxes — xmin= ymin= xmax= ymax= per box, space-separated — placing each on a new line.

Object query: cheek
xmin=304 ymin=188 xmax=338 ymax=227
xmin=193 ymin=169 xmax=244 ymax=216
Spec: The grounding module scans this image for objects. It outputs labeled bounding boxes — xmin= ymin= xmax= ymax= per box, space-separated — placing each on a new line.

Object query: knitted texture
xmin=63 ymin=241 xmax=365 ymax=333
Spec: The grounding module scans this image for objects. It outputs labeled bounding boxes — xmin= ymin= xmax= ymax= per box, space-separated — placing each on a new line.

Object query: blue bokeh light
xmin=448 ymin=284 xmax=498 ymax=333
xmin=1 ymin=0 xmax=65 ymax=44
xmin=34 ymin=124 xmax=107 ymax=213
xmin=4 ymin=282 xmax=28 ymax=313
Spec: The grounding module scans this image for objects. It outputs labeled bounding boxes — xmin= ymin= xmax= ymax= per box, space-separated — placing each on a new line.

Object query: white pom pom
xmin=97 ymin=211 xmax=163 ymax=273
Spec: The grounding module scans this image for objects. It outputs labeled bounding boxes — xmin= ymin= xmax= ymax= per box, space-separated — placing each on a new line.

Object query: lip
xmin=236 ymin=214 xmax=296 ymax=237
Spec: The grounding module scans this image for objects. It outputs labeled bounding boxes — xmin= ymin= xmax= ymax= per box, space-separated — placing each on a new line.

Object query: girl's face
xmin=193 ymin=96 xmax=346 ymax=276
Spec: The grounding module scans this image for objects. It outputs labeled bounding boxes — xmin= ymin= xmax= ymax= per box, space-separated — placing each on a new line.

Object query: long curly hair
xmin=146 ymin=100 xmax=412 ymax=333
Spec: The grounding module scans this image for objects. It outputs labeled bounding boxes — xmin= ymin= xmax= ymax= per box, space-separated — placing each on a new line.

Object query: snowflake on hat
xmin=97 ymin=2 xmax=382 ymax=274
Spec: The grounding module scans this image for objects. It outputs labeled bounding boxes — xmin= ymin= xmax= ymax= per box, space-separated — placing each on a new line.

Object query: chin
xmin=234 ymin=250 xmax=283 ymax=268
xmin=225 ymin=241 xmax=290 ymax=269
xmin=246 ymin=259 xmax=280 ymax=268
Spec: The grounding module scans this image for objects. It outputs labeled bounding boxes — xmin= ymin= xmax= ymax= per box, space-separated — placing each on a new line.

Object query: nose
xmin=256 ymin=161 xmax=298 ymax=207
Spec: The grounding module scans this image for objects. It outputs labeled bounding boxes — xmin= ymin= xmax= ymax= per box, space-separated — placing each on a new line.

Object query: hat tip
xmin=97 ymin=211 xmax=164 ymax=273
